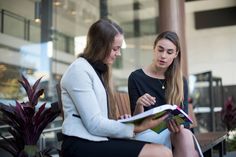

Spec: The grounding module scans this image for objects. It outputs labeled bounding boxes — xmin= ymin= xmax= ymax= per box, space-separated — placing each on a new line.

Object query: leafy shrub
xmin=0 ymin=75 xmax=60 ymax=157
xmin=221 ymin=96 xmax=236 ymax=131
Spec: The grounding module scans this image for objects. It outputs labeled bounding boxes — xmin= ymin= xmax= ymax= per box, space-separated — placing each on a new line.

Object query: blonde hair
xmin=153 ymin=31 xmax=184 ymax=106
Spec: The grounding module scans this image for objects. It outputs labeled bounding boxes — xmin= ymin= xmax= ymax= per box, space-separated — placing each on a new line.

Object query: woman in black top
xmin=128 ymin=31 xmax=202 ymax=157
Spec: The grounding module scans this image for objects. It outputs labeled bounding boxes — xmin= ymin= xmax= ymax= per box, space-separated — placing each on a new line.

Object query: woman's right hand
xmin=136 ymin=93 xmax=156 ymax=108
xmin=134 ymin=114 xmax=169 ymax=133
xmin=134 ymin=93 xmax=156 ymax=115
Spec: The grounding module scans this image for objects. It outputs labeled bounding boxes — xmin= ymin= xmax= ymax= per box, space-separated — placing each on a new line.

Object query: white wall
xmin=118 ymin=0 xmax=236 ymax=86
xmin=185 ymin=0 xmax=236 ymax=85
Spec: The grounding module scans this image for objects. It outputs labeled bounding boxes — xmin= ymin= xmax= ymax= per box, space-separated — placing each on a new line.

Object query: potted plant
xmin=0 ymin=75 xmax=61 ymax=157
xmin=221 ymin=96 xmax=236 ymax=131
xmin=221 ymin=96 xmax=236 ymax=151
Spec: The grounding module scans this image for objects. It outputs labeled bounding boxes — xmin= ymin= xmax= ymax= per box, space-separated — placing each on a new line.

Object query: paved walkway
xmin=213 ymin=151 xmax=236 ymax=157
xmin=224 ymin=151 xmax=236 ymax=157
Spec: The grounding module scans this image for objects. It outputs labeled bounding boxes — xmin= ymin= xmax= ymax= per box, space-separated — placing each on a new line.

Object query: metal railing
xmin=0 ymin=9 xmax=74 ymax=54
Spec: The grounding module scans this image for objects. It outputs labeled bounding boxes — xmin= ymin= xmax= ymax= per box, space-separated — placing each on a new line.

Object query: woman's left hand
xmin=167 ymin=119 xmax=182 ymax=133
xmin=119 ymin=114 xmax=131 ymax=119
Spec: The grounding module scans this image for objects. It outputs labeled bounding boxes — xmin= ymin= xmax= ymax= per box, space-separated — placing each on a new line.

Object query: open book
xmin=118 ymin=104 xmax=193 ymax=133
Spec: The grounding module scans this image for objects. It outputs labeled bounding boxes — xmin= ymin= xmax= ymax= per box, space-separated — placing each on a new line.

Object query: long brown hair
xmin=153 ymin=31 xmax=184 ymax=106
xmin=80 ymin=19 xmax=123 ymax=119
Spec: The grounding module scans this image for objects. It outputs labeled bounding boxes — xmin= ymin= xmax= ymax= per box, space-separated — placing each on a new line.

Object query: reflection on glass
xmin=29 ymin=22 xmax=41 ymax=43
xmin=4 ymin=14 xmax=25 ymax=39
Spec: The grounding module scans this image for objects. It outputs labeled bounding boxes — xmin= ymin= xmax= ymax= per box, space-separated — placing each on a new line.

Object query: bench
xmin=195 ymin=132 xmax=227 ymax=157
xmin=55 ymin=84 xmax=227 ymax=157
xmin=114 ymin=92 xmax=228 ymax=157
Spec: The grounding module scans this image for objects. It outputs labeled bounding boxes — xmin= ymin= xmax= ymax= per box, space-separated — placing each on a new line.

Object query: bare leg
xmin=171 ymin=128 xmax=199 ymax=157
xmin=139 ymin=143 xmax=173 ymax=157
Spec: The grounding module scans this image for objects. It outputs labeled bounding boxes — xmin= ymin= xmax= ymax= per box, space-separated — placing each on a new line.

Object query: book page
xmin=118 ymin=104 xmax=193 ymax=133
xmin=118 ymin=104 xmax=175 ymax=123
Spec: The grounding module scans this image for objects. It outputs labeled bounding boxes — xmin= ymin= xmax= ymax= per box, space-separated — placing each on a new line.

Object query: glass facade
xmin=1 ymin=0 xmax=235 ymax=156
xmin=0 ymin=0 xmax=160 ymax=155
xmin=0 ymin=0 xmax=161 ymax=102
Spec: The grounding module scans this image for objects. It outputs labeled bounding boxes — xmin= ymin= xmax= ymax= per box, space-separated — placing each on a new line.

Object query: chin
xmin=108 ymin=59 xmax=115 ymax=64
xmin=104 ymin=61 xmax=112 ymax=65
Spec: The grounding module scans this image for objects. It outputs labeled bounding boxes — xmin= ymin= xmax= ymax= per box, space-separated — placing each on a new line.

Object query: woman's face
xmin=104 ymin=34 xmax=123 ymax=65
xmin=153 ymin=38 xmax=178 ymax=70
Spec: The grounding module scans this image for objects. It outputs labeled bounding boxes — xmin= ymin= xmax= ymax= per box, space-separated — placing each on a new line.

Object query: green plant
xmin=0 ymin=75 xmax=61 ymax=157
xmin=221 ymin=96 xmax=236 ymax=131
xmin=226 ymin=131 xmax=236 ymax=151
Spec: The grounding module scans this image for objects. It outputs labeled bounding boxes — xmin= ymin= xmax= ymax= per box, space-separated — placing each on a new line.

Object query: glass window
xmin=29 ymin=22 xmax=41 ymax=43
xmin=3 ymin=11 xmax=25 ymax=39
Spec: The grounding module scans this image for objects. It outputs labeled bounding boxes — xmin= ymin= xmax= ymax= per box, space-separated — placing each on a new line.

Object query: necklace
xmin=147 ymin=64 xmax=165 ymax=89
xmin=158 ymin=79 xmax=165 ymax=89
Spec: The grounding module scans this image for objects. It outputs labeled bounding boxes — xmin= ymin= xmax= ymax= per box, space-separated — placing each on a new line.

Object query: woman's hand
xmin=136 ymin=93 xmax=156 ymax=107
xmin=167 ymin=119 xmax=182 ymax=133
xmin=133 ymin=93 xmax=156 ymax=115
xmin=134 ymin=114 xmax=169 ymax=133
xmin=119 ymin=114 xmax=131 ymax=119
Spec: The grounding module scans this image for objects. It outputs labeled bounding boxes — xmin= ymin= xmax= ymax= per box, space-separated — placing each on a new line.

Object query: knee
xmin=171 ymin=128 xmax=193 ymax=144
xmin=160 ymin=145 xmax=173 ymax=157
xmin=174 ymin=128 xmax=193 ymax=137
xmin=180 ymin=128 xmax=193 ymax=137
xmin=152 ymin=144 xmax=173 ymax=157
xmin=140 ymin=144 xmax=173 ymax=157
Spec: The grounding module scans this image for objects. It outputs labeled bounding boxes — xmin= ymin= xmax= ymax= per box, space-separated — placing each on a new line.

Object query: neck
xmin=145 ymin=64 xmax=165 ymax=79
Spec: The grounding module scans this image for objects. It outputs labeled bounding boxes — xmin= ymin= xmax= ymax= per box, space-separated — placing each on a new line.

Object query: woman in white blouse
xmin=60 ymin=19 xmax=172 ymax=157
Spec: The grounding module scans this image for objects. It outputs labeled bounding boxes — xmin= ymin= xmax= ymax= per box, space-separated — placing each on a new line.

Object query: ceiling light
xmin=34 ymin=1 xmax=41 ymax=23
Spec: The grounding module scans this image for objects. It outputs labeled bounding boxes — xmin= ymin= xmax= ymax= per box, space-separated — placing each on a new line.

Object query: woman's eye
xmin=167 ymin=50 xmax=174 ymax=54
xmin=158 ymin=49 xmax=164 ymax=52
xmin=113 ymin=48 xmax=119 ymax=51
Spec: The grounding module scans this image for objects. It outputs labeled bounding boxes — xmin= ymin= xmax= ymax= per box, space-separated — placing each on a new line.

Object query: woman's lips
xmin=159 ymin=60 xmax=166 ymax=64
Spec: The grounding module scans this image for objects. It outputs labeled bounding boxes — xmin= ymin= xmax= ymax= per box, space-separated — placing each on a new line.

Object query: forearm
xmin=133 ymin=102 xmax=144 ymax=115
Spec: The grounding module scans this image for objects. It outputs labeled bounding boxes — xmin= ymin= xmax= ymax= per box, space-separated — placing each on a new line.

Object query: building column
xmin=40 ymin=0 xmax=54 ymax=99
xmin=158 ymin=0 xmax=188 ymax=77
xmin=41 ymin=0 xmax=52 ymax=42
xmin=100 ymin=0 xmax=108 ymax=19
xmin=133 ymin=0 xmax=141 ymax=68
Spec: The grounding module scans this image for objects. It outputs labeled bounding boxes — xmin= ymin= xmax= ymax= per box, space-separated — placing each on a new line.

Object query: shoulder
xmin=128 ymin=69 xmax=148 ymax=87
xmin=61 ymin=58 xmax=95 ymax=83
xmin=129 ymin=69 xmax=144 ymax=78
xmin=71 ymin=57 xmax=90 ymax=68
xmin=66 ymin=57 xmax=93 ymax=73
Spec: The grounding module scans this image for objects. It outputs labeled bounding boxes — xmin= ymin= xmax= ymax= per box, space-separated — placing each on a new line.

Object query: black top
xmin=128 ymin=69 xmax=188 ymax=115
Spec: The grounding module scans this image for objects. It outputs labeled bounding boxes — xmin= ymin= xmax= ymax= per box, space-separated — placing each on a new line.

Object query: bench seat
xmin=113 ymin=92 xmax=228 ymax=157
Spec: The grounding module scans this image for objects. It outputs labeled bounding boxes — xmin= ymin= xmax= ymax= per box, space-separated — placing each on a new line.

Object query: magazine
xmin=118 ymin=104 xmax=193 ymax=133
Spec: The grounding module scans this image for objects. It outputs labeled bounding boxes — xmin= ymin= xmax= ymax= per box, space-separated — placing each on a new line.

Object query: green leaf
xmin=0 ymin=74 xmax=60 ymax=156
